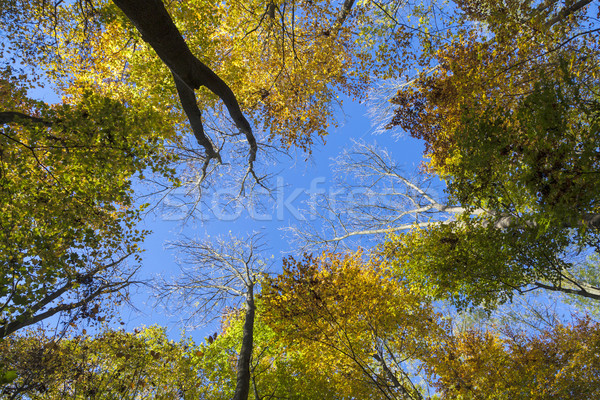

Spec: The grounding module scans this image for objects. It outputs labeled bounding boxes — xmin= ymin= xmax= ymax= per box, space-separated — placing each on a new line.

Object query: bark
xmin=334 ymin=0 xmax=356 ymax=27
xmin=546 ymin=0 xmax=592 ymax=28
xmin=583 ymin=213 xmax=600 ymax=229
xmin=0 ymin=111 xmax=51 ymax=126
xmin=546 ymin=0 xmax=593 ymax=27
xmin=534 ymin=281 xmax=600 ymax=301
xmin=490 ymin=212 xmax=600 ymax=230
xmin=111 ymin=0 xmax=256 ymax=164
xmin=233 ymin=285 xmax=255 ymax=400
xmin=172 ymin=73 xmax=220 ymax=162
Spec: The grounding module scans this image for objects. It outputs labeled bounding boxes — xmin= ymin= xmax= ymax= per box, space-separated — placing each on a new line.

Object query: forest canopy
xmin=1 ymin=0 xmax=600 ymax=399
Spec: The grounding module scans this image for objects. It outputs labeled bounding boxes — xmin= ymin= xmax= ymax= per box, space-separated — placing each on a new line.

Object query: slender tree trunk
xmin=233 ymin=285 xmax=255 ymax=400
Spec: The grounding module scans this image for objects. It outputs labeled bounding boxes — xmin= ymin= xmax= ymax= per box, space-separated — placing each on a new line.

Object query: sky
xmin=118 ymin=93 xmax=428 ymax=342
xmin=16 ymin=27 xmax=429 ymax=344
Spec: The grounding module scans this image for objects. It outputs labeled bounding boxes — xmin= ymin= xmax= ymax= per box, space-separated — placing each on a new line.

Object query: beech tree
xmin=0 ymin=326 xmax=203 ymax=398
xmin=380 ymin=0 xmax=600 ymax=308
xmin=155 ymin=234 xmax=270 ymax=400
xmin=0 ymin=71 xmax=176 ymax=339
xmin=423 ymin=316 xmax=600 ymax=399
xmin=1 ymin=0 xmax=410 ymax=189
xmin=261 ymin=250 xmax=441 ymax=399
xmin=290 ymin=140 xmax=600 ymax=309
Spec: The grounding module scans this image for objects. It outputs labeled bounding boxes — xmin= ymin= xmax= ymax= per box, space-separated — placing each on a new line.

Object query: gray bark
xmin=111 ymin=0 xmax=256 ymax=167
xmin=233 ymin=287 xmax=255 ymax=400
xmin=546 ymin=0 xmax=594 ymax=27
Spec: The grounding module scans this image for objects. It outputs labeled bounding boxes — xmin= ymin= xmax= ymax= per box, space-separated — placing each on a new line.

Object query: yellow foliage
xmin=12 ymin=0 xmax=403 ymax=152
xmin=261 ymin=250 xmax=442 ymax=398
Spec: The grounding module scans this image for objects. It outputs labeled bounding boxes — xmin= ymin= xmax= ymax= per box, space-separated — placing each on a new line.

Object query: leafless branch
xmin=154 ymin=233 xmax=270 ymax=328
xmin=287 ymin=140 xmax=467 ymax=251
xmin=153 ymin=232 xmax=270 ymax=400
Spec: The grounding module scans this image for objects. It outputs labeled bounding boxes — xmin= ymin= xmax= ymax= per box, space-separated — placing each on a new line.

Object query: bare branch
xmin=287 ymin=141 xmax=465 ymax=250
xmin=154 ymin=233 xmax=270 ymax=327
xmin=154 ymin=233 xmax=270 ymax=400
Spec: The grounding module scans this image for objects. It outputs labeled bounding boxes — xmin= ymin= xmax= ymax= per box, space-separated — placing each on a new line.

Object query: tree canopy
xmin=2 ymin=0 xmax=600 ymax=399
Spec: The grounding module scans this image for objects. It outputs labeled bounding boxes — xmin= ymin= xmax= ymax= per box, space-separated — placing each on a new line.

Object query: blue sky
xmin=24 ymin=61 xmax=429 ymax=342
xmin=119 ymin=93 xmax=428 ymax=342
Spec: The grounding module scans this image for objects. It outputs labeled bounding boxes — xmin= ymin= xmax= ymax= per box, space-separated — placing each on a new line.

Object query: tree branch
xmin=0 ymin=111 xmax=52 ymax=127
xmin=111 ymin=0 xmax=257 ymax=172
xmin=172 ymin=73 xmax=220 ymax=162
xmin=334 ymin=0 xmax=356 ymax=28
xmin=534 ymin=280 xmax=600 ymax=300
xmin=0 ymin=256 xmax=134 ymax=339
xmin=546 ymin=0 xmax=593 ymax=27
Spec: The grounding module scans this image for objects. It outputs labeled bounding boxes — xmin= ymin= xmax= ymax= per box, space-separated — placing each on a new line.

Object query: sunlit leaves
xmin=262 ymin=250 xmax=440 ymax=398
xmin=0 ymin=326 xmax=204 ymax=399
xmin=425 ymin=316 xmax=600 ymax=399
xmin=0 ymin=72 xmax=177 ymax=336
xmin=384 ymin=0 xmax=600 ymax=307
xmin=384 ymin=217 xmax=573 ymax=310
xmin=4 ymin=0 xmax=408 ymax=152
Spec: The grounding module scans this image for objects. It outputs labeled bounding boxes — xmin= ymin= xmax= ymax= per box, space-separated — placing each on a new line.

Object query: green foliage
xmin=0 ymin=70 xmax=177 ymax=337
xmin=447 ymin=72 xmax=600 ymax=222
xmin=385 ymin=215 xmax=576 ymax=310
xmin=0 ymin=326 xmax=203 ymax=399
xmin=385 ymin=0 xmax=600 ymax=307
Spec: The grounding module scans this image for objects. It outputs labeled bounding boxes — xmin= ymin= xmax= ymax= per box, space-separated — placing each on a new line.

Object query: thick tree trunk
xmin=233 ymin=285 xmax=255 ymax=400
xmin=111 ymin=0 xmax=256 ymax=161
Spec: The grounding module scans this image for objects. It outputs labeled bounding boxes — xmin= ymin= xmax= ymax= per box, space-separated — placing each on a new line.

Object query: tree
xmin=290 ymin=140 xmax=600 ymax=309
xmin=423 ymin=316 xmax=600 ymax=399
xmin=1 ymin=0 xmax=410 ymax=191
xmin=378 ymin=0 xmax=600 ymax=308
xmin=4 ymin=253 xmax=599 ymax=399
xmin=0 ymin=70 xmax=176 ymax=339
xmin=287 ymin=140 xmax=464 ymax=251
xmin=285 ymin=0 xmax=600 ymax=308
xmin=261 ymin=250 xmax=442 ymax=399
xmin=154 ymin=233 xmax=270 ymax=400
xmin=0 ymin=326 xmax=204 ymax=399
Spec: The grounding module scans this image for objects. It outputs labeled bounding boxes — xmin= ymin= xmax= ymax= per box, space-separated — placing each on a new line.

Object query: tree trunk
xmin=111 ymin=0 xmax=256 ymax=156
xmin=233 ymin=285 xmax=255 ymax=400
